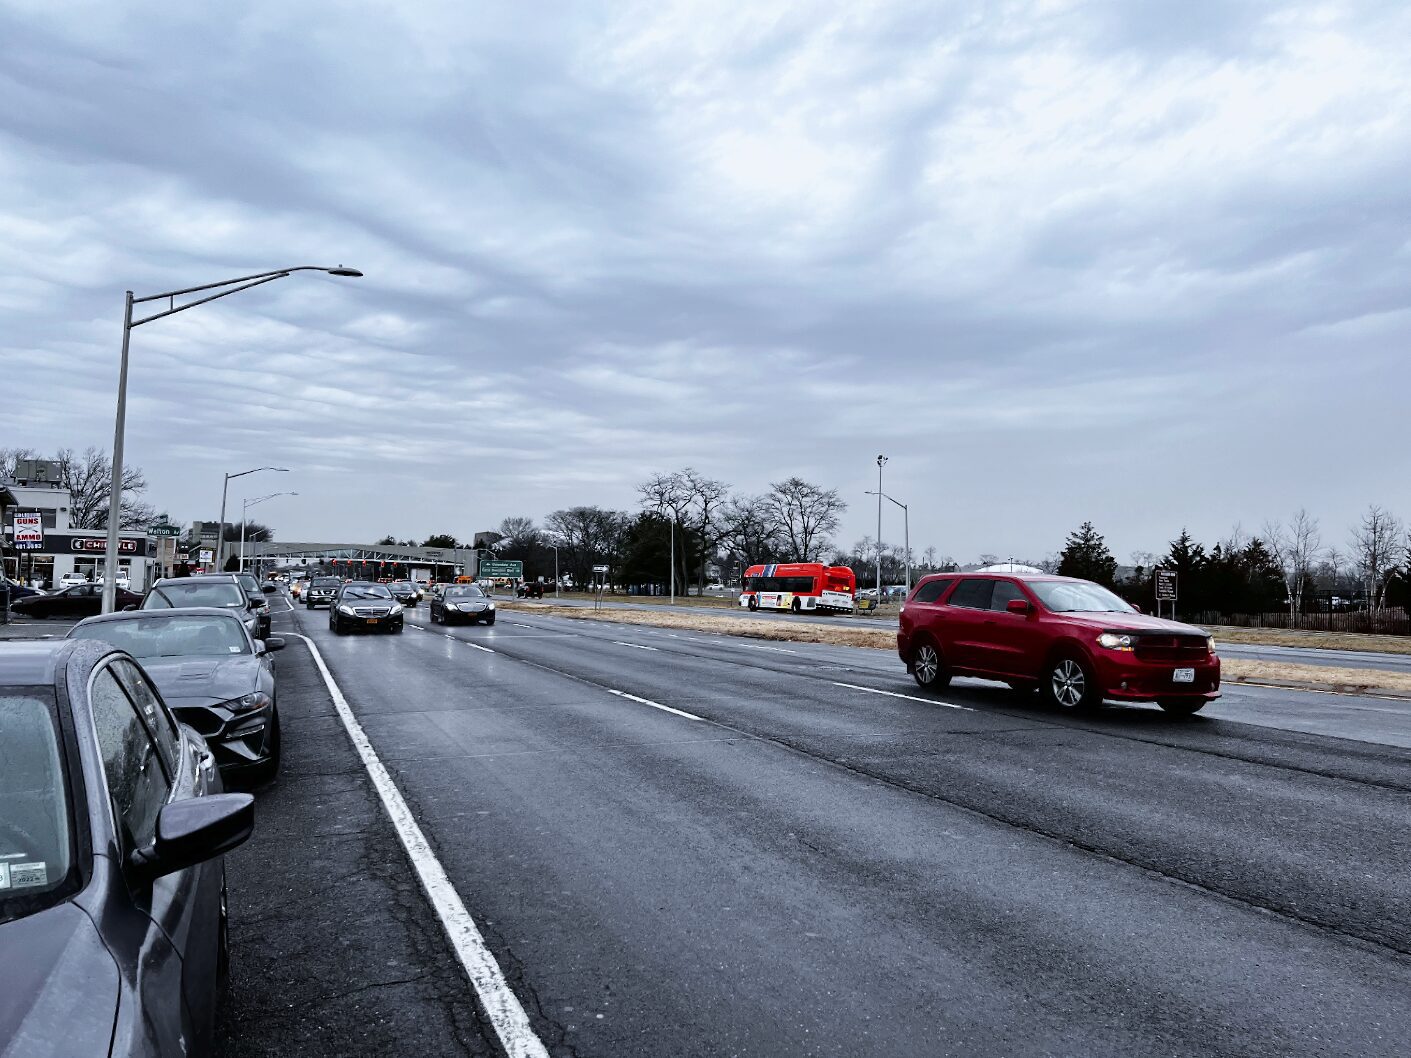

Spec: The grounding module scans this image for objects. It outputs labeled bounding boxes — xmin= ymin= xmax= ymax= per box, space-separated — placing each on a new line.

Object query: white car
xmin=97 ymin=573 xmax=131 ymax=589
xmin=58 ymin=572 xmax=89 ymax=589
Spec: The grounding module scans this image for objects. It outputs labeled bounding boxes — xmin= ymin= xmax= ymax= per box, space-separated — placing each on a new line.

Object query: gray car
xmin=142 ymin=576 xmax=261 ymax=641
xmin=68 ymin=608 xmax=284 ymax=782
xmin=0 ymin=639 xmax=253 ymax=1057
xmin=429 ymin=583 xmax=497 ymax=625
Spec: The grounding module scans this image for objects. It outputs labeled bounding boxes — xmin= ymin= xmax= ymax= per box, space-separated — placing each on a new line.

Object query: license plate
xmin=366 ymin=618 xmax=380 ymax=625
xmin=1173 ymin=667 xmax=1195 ymax=684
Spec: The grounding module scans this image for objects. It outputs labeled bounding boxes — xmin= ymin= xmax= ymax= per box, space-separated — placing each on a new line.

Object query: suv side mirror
xmin=1005 ymin=598 xmax=1032 ymax=615
xmin=129 ymin=793 xmax=253 ymax=881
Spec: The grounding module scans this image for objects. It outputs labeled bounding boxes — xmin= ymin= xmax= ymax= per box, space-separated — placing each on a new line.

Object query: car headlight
xmin=487 ymin=602 xmax=495 ymax=610
xmin=390 ymin=603 xmax=403 ymax=615
xmin=222 ymin=691 xmax=273 ymax=713
xmin=1097 ymin=632 xmax=1136 ymax=651
xmin=338 ymin=604 xmax=356 ymax=616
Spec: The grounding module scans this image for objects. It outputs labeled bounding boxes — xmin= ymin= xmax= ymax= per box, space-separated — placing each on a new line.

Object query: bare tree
xmin=719 ymin=493 xmax=782 ymax=576
xmin=764 ymin=477 xmax=845 ymax=562
xmin=1350 ymin=504 xmax=1405 ymax=610
xmin=0 ymin=447 xmax=39 ymax=479
xmin=545 ymin=506 xmax=629 ymax=587
xmin=638 ymin=468 xmax=732 ymax=593
xmin=55 ymin=447 xmax=156 ymax=531
xmin=1264 ymin=509 xmax=1322 ymax=619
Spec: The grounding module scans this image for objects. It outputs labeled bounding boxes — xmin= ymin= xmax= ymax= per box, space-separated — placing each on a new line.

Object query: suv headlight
xmin=487 ymin=602 xmax=495 ymax=610
xmin=222 ymin=691 xmax=272 ymax=713
xmin=1097 ymin=632 xmax=1136 ymax=651
xmin=338 ymin=603 xmax=356 ymax=616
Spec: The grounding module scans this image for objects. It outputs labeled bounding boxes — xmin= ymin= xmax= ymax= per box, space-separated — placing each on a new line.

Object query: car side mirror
xmin=129 ymin=793 xmax=253 ymax=882
xmin=247 ymin=598 xmax=261 ymax=608
xmin=261 ymin=583 xmax=276 ymax=594
xmin=1005 ymin=598 xmax=1032 ymax=615
xmin=1132 ymin=604 xmax=1143 ymax=614
xmin=122 ymin=604 xmax=138 ymax=612
xmin=262 ymin=636 xmax=286 ymax=653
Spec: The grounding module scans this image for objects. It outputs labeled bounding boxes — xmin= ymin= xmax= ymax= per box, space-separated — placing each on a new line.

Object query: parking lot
xmin=36 ymin=585 xmax=1368 ymax=1057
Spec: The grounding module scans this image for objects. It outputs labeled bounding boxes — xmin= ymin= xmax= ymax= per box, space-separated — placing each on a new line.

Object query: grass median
xmin=501 ymin=600 xmax=1411 ymax=698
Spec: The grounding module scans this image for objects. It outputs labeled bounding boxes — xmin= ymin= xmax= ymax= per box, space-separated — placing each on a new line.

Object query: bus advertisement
xmin=739 ymin=563 xmax=857 ymax=614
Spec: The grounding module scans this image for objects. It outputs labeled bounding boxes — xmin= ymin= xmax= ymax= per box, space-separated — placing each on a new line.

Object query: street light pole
xmin=875 ymin=455 xmax=887 ymax=597
xmin=100 ymin=264 xmax=361 ymax=614
xmin=669 ymin=512 xmax=675 ymax=605
xmin=550 ymin=544 xmax=561 ymax=598
xmin=867 ymin=488 xmax=911 ymax=595
xmin=216 ymin=467 xmax=289 ymax=573
xmin=239 ymin=491 xmax=297 ymax=572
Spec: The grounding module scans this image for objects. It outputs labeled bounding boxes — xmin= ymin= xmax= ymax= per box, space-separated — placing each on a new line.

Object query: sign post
xmin=1154 ymin=569 xmax=1177 ymax=619
xmin=593 ymin=564 xmax=609 ymax=610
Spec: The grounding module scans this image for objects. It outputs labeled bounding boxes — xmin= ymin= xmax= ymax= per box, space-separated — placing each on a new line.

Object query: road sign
xmin=1155 ymin=569 xmax=1177 ymax=602
xmin=147 ymin=524 xmax=181 ymax=537
xmin=592 ymin=564 xmax=609 ymax=573
xmin=199 ymin=549 xmax=214 ymax=565
xmin=478 ymin=559 xmax=523 ymax=579
xmin=13 ymin=512 xmax=43 ymax=551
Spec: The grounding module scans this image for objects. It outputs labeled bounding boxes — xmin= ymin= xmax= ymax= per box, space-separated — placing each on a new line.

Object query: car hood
xmin=138 ymin=653 xmax=262 ymax=705
xmin=1055 ymin=611 xmax=1209 ymax=636
xmin=0 ymin=902 xmax=118 ymax=1056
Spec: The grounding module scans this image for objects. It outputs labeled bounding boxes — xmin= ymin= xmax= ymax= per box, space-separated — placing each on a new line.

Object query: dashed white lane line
xmin=742 ymin=644 xmax=801 ymax=655
xmin=833 ymin=681 xmax=973 ymax=711
xmin=607 ymin=688 xmax=704 ymax=721
xmin=290 ymin=633 xmax=550 ymax=1058
xmin=464 ymin=641 xmax=495 ymax=653
xmin=612 ymin=641 xmax=659 ymax=651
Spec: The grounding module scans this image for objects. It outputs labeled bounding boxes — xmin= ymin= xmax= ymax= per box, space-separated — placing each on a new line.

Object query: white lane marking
xmin=513 ymin=623 xmax=535 ymax=628
xmin=289 ymin=633 xmax=549 ymax=1058
xmin=833 ymin=681 xmax=973 ymax=711
xmin=607 ymin=688 xmax=704 ymax=721
xmin=267 ymin=594 xmax=296 ymax=614
xmin=742 ymin=644 xmax=801 ymax=655
xmin=464 ymin=642 xmax=495 ymax=653
xmin=611 ymin=641 xmax=659 ymax=651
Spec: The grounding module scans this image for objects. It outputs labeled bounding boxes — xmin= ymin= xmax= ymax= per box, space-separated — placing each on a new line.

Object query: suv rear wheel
xmin=911 ymin=640 xmax=951 ymax=691
xmin=1044 ymin=655 xmax=1100 ymax=711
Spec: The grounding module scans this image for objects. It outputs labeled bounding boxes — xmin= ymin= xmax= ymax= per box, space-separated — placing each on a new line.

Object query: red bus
xmin=739 ymin=563 xmax=856 ymax=614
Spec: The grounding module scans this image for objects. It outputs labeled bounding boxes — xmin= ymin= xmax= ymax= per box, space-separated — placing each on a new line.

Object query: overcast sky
xmin=4 ymin=0 xmax=1410 ymax=564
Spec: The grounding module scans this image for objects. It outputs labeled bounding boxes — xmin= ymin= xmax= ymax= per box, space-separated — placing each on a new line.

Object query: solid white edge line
xmin=608 ymin=688 xmax=704 ymax=721
xmin=611 ymin=641 xmax=659 ymax=651
xmin=833 ymin=680 xmax=973 ymax=711
xmin=289 ymin=633 xmax=549 ymax=1058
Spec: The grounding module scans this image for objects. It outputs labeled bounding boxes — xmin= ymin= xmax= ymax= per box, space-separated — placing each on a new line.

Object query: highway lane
xmin=293 ymin=601 xmax=1411 ymax=1058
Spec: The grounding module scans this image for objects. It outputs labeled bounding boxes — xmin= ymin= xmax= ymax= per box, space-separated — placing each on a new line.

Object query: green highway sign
xmin=148 ymin=524 xmax=181 ymax=537
xmin=478 ymin=559 xmax=523 ymax=579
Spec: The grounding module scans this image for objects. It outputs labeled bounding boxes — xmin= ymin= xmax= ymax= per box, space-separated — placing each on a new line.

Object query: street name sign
xmin=148 ymin=524 xmax=181 ymax=537
xmin=479 ymin=559 xmax=524 ymax=578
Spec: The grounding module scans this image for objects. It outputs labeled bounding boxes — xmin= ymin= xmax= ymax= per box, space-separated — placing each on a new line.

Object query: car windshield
xmin=445 ymin=586 xmax=484 ymax=599
xmin=142 ymin=581 xmax=245 ymax=609
xmin=0 ymin=690 xmax=76 ymax=924
xmin=1029 ymin=580 xmax=1134 ymax=614
xmin=69 ymin=615 xmax=250 ymax=658
xmin=343 ymin=585 xmax=393 ymax=599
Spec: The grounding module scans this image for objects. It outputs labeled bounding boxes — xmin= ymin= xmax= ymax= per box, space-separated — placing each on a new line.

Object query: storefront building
xmin=2 ymin=477 xmax=157 ymax=589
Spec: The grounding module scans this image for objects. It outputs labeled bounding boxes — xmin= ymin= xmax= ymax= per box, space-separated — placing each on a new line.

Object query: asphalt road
xmin=271 ymin=594 xmax=1411 ymax=1058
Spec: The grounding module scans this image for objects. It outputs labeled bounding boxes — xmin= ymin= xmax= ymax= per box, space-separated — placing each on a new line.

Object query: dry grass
xmin=1209 ymin=626 xmax=1411 ymax=655
xmin=504 ymin=600 xmax=1411 ymax=696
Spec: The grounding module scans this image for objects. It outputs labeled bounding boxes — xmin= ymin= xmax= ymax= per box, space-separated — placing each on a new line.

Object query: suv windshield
xmin=69 ymin=614 xmax=250 ymax=657
xmin=143 ymin=581 xmax=246 ymax=610
xmin=0 ymin=690 xmax=77 ymax=924
xmin=312 ymin=578 xmax=340 ymax=588
xmin=342 ymin=584 xmax=393 ymax=600
xmin=1029 ymin=580 xmax=1134 ymax=614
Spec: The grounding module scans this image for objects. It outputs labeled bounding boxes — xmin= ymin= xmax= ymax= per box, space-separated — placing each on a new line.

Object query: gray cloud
xmin=3 ymin=0 xmax=1410 ymax=563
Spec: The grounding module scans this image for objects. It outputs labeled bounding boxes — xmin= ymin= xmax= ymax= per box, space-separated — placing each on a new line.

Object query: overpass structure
xmin=250 ymin=540 xmax=475 ymax=579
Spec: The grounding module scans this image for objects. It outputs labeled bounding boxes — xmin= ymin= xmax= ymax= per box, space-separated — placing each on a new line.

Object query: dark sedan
xmin=0 ymin=639 xmax=253 ymax=1057
xmin=9 ymin=582 xmax=143 ymax=619
xmin=68 ymin=608 xmax=284 ymax=782
xmin=330 ymin=581 xmax=404 ymax=634
xmin=230 ymin=572 xmax=273 ymax=639
xmin=387 ymin=580 xmax=419 ymax=605
xmin=430 ymin=583 xmax=497 ymax=625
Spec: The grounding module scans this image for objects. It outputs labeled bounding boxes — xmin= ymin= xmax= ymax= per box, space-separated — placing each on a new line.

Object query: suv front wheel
xmin=911 ymin=640 xmax=951 ymax=691
xmin=1044 ymin=655 xmax=1101 ymax=711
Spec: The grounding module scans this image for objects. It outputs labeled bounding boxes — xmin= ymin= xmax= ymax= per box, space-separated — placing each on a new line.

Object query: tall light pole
xmin=867 ymin=489 xmax=910 ymax=594
xmin=239 ymin=491 xmax=297 ymax=571
xmin=216 ymin=467 xmax=290 ymax=573
xmin=668 ymin=511 xmax=676 ymax=605
xmin=101 ymin=264 xmax=362 ymax=613
xmin=875 ymin=455 xmax=887 ymax=596
xmin=548 ymin=543 xmax=561 ymax=598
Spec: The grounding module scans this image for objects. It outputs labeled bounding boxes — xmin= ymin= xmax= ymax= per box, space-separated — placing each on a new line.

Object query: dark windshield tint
xmin=948 ymin=579 xmax=994 ymax=609
xmin=0 ymin=690 xmax=77 ymax=924
xmin=912 ymin=579 xmax=952 ymax=604
xmin=1029 ymin=580 xmax=1134 ymax=613
xmin=143 ymin=581 xmax=245 ymax=609
xmin=69 ymin=615 xmax=250 ymax=658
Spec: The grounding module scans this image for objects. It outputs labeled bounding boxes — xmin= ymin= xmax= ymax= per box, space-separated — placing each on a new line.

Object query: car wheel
xmin=747 ymin=596 xmax=759 ymax=611
xmin=486 ymin=615 xmax=496 ymax=626
xmin=430 ymin=608 xmax=439 ymax=624
xmin=391 ymin=625 xmax=403 ymax=635
xmin=217 ymin=868 xmax=231 ymax=996
xmin=1044 ymin=655 xmax=1101 ymax=711
xmin=1158 ymin=698 xmax=1207 ymax=716
xmin=331 ymin=616 xmax=342 ymax=635
xmin=911 ymin=640 xmax=951 ymax=691
xmin=790 ymin=599 xmax=801 ymax=614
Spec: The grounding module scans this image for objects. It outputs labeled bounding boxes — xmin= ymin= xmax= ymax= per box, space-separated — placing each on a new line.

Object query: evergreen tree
xmin=1056 ymin=522 xmax=1117 ymax=585
xmin=1161 ymin=528 xmax=1209 ymax=615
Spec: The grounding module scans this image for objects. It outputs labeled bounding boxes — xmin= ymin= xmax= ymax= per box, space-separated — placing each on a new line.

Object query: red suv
xmin=897 ymin=573 xmax=1220 ymax=714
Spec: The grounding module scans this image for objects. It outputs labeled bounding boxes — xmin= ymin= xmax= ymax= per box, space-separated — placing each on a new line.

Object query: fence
xmin=1192 ymin=609 xmax=1411 ymax=636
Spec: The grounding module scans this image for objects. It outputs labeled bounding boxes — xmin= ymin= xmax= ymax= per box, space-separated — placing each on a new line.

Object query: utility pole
xmin=875 ymin=455 xmax=887 ymax=597
xmin=669 ymin=512 xmax=675 ymax=605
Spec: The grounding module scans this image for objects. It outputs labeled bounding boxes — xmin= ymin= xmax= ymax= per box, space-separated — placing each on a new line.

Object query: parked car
xmin=329 ymin=581 xmax=404 ymax=634
xmin=67 ymin=607 xmax=284 ymax=782
xmin=58 ymin=572 xmax=89 ymax=589
xmin=9 ymin=583 xmax=143 ymax=619
xmin=304 ymin=575 xmax=342 ymax=610
xmin=3 ymin=576 xmax=47 ymax=604
xmin=515 ymin=581 xmax=545 ymax=599
xmin=430 ymin=584 xmax=497 ymax=625
xmin=897 ymin=573 xmax=1221 ymax=715
xmin=387 ymin=580 xmax=419 ymax=605
xmin=141 ymin=576 xmax=261 ymax=641
xmin=97 ymin=572 xmax=131 ymax=590
xmin=229 ymin=571 xmax=272 ymax=639
xmin=0 ymin=639 xmax=254 ymax=1057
